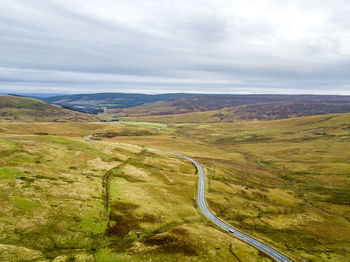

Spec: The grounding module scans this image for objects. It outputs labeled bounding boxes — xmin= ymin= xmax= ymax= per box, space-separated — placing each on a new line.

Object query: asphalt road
xmin=84 ymin=134 xmax=94 ymax=141
xmin=84 ymin=135 xmax=292 ymax=262
xmin=171 ymin=151 xmax=293 ymax=262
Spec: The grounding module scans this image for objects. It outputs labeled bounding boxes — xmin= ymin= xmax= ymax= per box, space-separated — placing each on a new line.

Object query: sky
xmin=0 ymin=0 xmax=349 ymax=94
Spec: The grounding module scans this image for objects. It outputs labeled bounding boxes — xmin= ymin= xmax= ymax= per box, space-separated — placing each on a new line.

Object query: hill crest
xmin=0 ymin=95 xmax=100 ymax=122
xmin=110 ymin=94 xmax=350 ymax=120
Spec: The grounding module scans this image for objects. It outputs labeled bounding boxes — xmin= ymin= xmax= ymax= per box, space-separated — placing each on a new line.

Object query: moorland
xmin=0 ymin=94 xmax=349 ymax=262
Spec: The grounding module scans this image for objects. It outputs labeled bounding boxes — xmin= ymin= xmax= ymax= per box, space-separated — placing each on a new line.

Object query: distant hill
xmin=112 ymin=94 xmax=350 ymax=116
xmin=44 ymin=93 xmax=197 ymax=114
xmin=6 ymin=93 xmax=67 ymax=98
xmin=0 ymin=95 xmax=100 ymax=122
xmin=111 ymin=94 xmax=350 ymax=120
xmin=216 ymin=101 xmax=350 ymax=121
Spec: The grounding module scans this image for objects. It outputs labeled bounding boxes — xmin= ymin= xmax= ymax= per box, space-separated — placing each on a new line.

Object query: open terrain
xmin=0 ymin=95 xmax=100 ymax=122
xmin=44 ymin=93 xmax=197 ymax=114
xmin=1 ymin=94 xmax=349 ymax=261
xmin=111 ymin=94 xmax=350 ymax=120
xmin=0 ymin=122 xmax=270 ymax=261
xmin=103 ymin=113 xmax=350 ymax=261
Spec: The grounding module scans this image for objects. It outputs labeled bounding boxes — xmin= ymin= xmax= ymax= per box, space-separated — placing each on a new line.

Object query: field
xmin=1 ymin=110 xmax=349 ymax=261
xmin=111 ymin=95 xmax=350 ymax=120
xmin=44 ymin=93 xmax=196 ymax=114
xmin=0 ymin=95 xmax=100 ymax=122
xmin=104 ymin=113 xmax=350 ymax=262
xmin=0 ymin=122 xmax=270 ymax=261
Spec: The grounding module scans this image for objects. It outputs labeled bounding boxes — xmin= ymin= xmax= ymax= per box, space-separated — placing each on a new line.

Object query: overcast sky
xmin=0 ymin=0 xmax=349 ymax=94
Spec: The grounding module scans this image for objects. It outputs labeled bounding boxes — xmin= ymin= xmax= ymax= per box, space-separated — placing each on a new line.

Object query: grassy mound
xmin=0 ymin=95 xmax=100 ymax=122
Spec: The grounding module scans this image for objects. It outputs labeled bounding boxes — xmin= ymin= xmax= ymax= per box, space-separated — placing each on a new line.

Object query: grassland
xmin=1 ymin=100 xmax=349 ymax=262
xmin=0 ymin=95 xmax=100 ymax=122
xmin=44 ymin=93 xmax=196 ymax=114
xmin=110 ymin=95 xmax=350 ymax=120
xmin=106 ymin=113 xmax=350 ymax=262
xmin=103 ymin=148 xmax=270 ymax=261
xmin=119 ymin=121 xmax=165 ymax=129
xmin=0 ymin=122 xmax=269 ymax=261
xmin=0 ymin=134 xmax=118 ymax=261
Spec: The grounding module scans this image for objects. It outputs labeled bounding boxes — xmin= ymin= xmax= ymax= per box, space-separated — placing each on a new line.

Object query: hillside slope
xmin=112 ymin=94 xmax=350 ymax=120
xmin=218 ymin=101 xmax=350 ymax=121
xmin=105 ymin=113 xmax=350 ymax=261
xmin=0 ymin=95 xmax=100 ymax=122
xmin=0 ymin=123 xmax=269 ymax=261
xmin=44 ymin=93 xmax=197 ymax=113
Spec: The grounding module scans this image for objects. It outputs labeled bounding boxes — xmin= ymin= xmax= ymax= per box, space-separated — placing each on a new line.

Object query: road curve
xmin=169 ymin=151 xmax=293 ymax=262
xmin=84 ymin=135 xmax=292 ymax=262
xmin=84 ymin=134 xmax=95 ymax=141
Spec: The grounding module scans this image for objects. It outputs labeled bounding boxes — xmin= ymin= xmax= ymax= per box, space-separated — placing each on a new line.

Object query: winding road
xmin=169 ymin=151 xmax=292 ymax=262
xmin=85 ymin=135 xmax=293 ymax=262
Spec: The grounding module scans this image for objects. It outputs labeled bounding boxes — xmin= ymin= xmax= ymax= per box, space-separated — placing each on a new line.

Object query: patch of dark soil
xmin=144 ymin=233 xmax=200 ymax=255
xmin=107 ymin=214 xmax=140 ymax=237
xmin=112 ymin=202 xmax=139 ymax=212
xmin=107 ymin=202 xmax=140 ymax=237
xmin=97 ymin=130 xmax=153 ymax=138
xmin=170 ymin=227 xmax=190 ymax=237
xmin=160 ymin=240 xmax=199 ymax=255
xmin=139 ymin=213 xmax=159 ymax=223
xmin=144 ymin=234 xmax=177 ymax=245
xmin=107 ymin=201 xmax=163 ymax=237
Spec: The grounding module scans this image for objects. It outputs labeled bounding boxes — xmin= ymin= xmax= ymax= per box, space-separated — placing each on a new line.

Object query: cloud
xmin=0 ymin=0 xmax=349 ymax=94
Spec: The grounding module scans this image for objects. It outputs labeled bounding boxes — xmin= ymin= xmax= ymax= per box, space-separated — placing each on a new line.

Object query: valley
xmin=94 ymin=113 xmax=350 ymax=261
xmin=2 ymin=1 xmax=349 ymax=261
xmin=0 ymin=95 xmax=349 ymax=261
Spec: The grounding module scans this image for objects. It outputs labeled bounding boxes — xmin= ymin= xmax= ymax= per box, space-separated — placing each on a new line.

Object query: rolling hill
xmin=111 ymin=94 xmax=350 ymax=121
xmin=1 ymin=97 xmax=349 ymax=260
xmin=0 ymin=95 xmax=100 ymax=122
xmin=44 ymin=93 xmax=197 ymax=113
xmin=103 ymin=112 xmax=350 ymax=261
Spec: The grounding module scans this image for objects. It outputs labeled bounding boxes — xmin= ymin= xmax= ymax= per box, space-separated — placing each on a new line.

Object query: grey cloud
xmin=0 ymin=0 xmax=349 ymax=94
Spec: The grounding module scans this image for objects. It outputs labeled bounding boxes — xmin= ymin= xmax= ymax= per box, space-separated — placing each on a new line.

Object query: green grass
xmin=186 ymin=114 xmax=350 ymax=261
xmin=0 ymin=167 xmax=26 ymax=179
xmin=1 ymin=132 xmax=268 ymax=261
xmin=9 ymin=196 xmax=41 ymax=209
xmin=0 ymin=139 xmax=21 ymax=151
xmin=7 ymin=153 xmax=33 ymax=164
xmin=95 ymin=249 xmax=126 ymax=262
xmin=103 ymin=146 xmax=272 ymax=261
xmin=107 ymin=114 xmax=350 ymax=261
xmin=0 ymin=95 xmax=100 ymax=122
xmin=1 ymin=114 xmax=349 ymax=261
xmin=79 ymin=218 xmax=108 ymax=236
xmin=120 ymin=121 xmax=165 ymax=128
xmin=36 ymin=136 xmax=117 ymax=161
xmin=0 ymin=134 xmax=124 ymax=260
